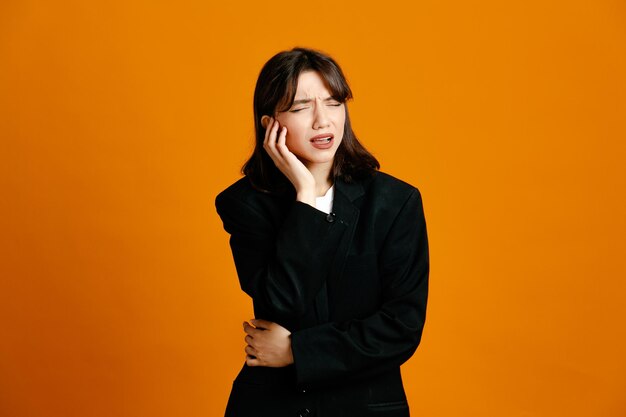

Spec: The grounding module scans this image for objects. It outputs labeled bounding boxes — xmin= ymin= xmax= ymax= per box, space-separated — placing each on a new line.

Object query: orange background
xmin=1 ymin=1 xmax=625 ymax=416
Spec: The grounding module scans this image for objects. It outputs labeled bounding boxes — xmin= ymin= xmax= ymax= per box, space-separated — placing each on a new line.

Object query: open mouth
xmin=310 ymin=134 xmax=335 ymax=149
xmin=310 ymin=133 xmax=334 ymax=143
xmin=311 ymin=136 xmax=333 ymax=143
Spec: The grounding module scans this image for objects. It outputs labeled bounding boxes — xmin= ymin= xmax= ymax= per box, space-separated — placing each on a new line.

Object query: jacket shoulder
xmin=215 ymin=176 xmax=293 ymax=223
xmin=214 ymin=177 xmax=271 ymax=234
xmin=216 ymin=176 xmax=253 ymax=204
xmin=368 ymin=171 xmax=422 ymax=201
xmin=215 ymin=176 xmax=270 ymax=216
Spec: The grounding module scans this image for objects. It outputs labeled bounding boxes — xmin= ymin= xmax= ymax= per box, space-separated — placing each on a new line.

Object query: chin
xmin=303 ymin=152 xmax=338 ymax=165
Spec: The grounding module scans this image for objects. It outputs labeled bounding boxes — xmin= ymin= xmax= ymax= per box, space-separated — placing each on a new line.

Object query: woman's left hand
xmin=242 ymin=319 xmax=294 ymax=367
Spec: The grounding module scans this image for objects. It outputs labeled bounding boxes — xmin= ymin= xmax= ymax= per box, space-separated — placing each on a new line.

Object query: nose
xmin=312 ymin=99 xmax=330 ymax=130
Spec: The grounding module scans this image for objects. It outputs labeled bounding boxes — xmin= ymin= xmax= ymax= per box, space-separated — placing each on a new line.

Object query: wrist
xmin=296 ymin=189 xmax=316 ymax=207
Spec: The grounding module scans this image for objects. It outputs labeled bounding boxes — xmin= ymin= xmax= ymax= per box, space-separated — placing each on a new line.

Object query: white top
xmin=314 ymin=185 xmax=335 ymax=214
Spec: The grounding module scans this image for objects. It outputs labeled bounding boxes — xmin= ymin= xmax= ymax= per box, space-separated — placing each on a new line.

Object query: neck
xmin=305 ymin=162 xmax=333 ymax=196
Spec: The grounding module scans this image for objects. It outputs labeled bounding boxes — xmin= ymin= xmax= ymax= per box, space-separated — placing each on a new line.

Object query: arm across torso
xmin=215 ymin=178 xmax=346 ymax=328
xmin=215 ymin=173 xmax=429 ymax=387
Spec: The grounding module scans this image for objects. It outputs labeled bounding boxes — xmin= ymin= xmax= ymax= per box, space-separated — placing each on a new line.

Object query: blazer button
xmin=298 ymin=409 xmax=311 ymax=417
xmin=325 ymin=212 xmax=336 ymax=223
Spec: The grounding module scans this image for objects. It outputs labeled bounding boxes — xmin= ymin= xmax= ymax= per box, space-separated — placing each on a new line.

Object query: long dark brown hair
xmin=242 ymin=47 xmax=379 ymax=193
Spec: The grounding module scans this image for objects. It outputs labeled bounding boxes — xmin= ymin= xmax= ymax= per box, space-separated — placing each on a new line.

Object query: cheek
xmin=284 ymin=130 xmax=300 ymax=151
xmin=284 ymin=134 xmax=308 ymax=159
xmin=282 ymin=124 xmax=303 ymax=145
xmin=334 ymin=112 xmax=346 ymax=134
xmin=275 ymin=118 xmax=294 ymax=136
xmin=336 ymin=122 xmax=345 ymax=141
xmin=339 ymin=113 xmax=346 ymax=128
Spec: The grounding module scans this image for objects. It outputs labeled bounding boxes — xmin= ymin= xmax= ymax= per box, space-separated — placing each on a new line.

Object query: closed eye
xmin=290 ymin=102 xmax=341 ymax=112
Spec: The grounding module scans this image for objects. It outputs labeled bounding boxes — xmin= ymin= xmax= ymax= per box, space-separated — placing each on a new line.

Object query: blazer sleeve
xmin=215 ymin=190 xmax=345 ymax=324
xmin=290 ymin=188 xmax=429 ymax=387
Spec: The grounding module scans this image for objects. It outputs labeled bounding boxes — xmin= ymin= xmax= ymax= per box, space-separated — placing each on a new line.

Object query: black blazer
xmin=215 ymin=171 xmax=429 ymax=417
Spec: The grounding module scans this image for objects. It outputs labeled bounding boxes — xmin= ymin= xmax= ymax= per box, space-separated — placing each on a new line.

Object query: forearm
xmin=290 ymin=282 xmax=428 ymax=387
xmin=217 ymin=193 xmax=344 ymax=322
xmin=290 ymin=188 xmax=429 ymax=387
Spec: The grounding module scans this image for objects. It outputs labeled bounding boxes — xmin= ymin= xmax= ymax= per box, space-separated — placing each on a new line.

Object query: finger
xmin=275 ymin=126 xmax=289 ymax=157
xmin=263 ymin=120 xmax=283 ymax=165
xmin=243 ymin=321 xmax=261 ymax=336
xmin=246 ymin=355 xmax=261 ymax=367
xmin=264 ymin=119 xmax=279 ymax=148
xmin=250 ymin=318 xmax=273 ymax=330
xmin=262 ymin=119 xmax=278 ymax=159
xmin=245 ymin=335 xmax=253 ymax=345
xmin=245 ymin=345 xmax=257 ymax=357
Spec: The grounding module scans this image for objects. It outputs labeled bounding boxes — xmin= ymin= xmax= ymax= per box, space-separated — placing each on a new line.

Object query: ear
xmin=261 ymin=115 xmax=271 ymax=129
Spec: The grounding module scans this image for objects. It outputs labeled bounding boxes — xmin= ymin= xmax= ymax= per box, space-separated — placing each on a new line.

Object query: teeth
xmin=314 ymin=136 xmax=332 ymax=142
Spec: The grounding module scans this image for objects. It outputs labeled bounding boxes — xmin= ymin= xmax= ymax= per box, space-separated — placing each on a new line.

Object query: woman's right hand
xmin=262 ymin=116 xmax=316 ymax=206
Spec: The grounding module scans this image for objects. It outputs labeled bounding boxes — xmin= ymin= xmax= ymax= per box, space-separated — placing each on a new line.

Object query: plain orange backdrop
xmin=1 ymin=1 xmax=625 ymax=416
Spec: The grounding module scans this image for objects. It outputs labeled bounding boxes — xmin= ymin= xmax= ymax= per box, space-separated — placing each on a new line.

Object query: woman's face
xmin=271 ymin=71 xmax=346 ymax=169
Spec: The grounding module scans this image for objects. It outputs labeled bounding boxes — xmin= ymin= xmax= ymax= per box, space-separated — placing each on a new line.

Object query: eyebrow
xmin=291 ymin=96 xmax=337 ymax=106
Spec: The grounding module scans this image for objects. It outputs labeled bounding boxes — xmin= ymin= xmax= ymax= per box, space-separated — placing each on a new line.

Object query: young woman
xmin=215 ymin=47 xmax=429 ymax=417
